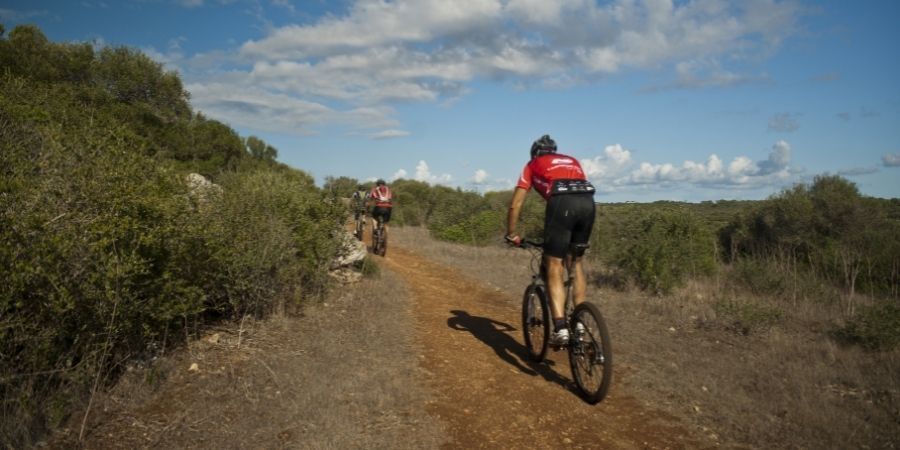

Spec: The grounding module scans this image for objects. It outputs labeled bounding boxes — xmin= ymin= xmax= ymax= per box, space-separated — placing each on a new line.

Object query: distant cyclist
xmin=506 ymin=135 xmax=596 ymax=346
xmin=351 ymin=184 xmax=369 ymax=226
xmin=368 ymin=178 xmax=393 ymax=241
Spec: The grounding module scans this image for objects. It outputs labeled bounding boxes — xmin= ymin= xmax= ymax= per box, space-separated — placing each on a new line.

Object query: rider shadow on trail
xmin=447 ymin=310 xmax=570 ymax=389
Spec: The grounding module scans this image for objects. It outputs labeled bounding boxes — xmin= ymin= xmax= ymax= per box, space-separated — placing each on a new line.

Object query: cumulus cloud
xmin=582 ymin=140 xmax=796 ymax=193
xmin=410 ymin=160 xmax=453 ymax=184
xmin=883 ymin=153 xmax=900 ymax=167
xmin=177 ymin=0 xmax=804 ymax=135
xmin=472 ymin=169 xmax=488 ymax=184
xmin=581 ymin=144 xmax=633 ymax=190
xmin=757 ymin=139 xmax=791 ymax=175
xmin=391 ymin=168 xmax=408 ymax=180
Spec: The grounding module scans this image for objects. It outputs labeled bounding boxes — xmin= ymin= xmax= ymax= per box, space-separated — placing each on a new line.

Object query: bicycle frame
xmin=523 ymin=241 xmax=577 ymax=321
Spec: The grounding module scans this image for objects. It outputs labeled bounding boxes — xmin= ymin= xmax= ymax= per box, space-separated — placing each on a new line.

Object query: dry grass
xmin=393 ymin=226 xmax=900 ymax=449
xmin=45 ymin=270 xmax=446 ymax=449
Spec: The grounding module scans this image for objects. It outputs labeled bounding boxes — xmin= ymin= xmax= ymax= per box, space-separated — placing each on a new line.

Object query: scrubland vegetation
xmin=377 ymin=175 xmax=900 ymax=347
xmin=3 ymin=21 xmax=898 ymax=449
xmin=0 ymin=24 xmax=344 ymax=445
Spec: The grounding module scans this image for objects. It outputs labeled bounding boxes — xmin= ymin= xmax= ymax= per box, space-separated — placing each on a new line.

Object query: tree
xmin=93 ymin=46 xmax=190 ymax=119
xmin=245 ymin=135 xmax=278 ymax=162
xmin=186 ymin=114 xmax=245 ymax=174
xmin=323 ymin=176 xmax=360 ymax=198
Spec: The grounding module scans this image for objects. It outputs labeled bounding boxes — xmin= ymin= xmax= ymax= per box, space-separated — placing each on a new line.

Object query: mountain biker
xmin=368 ymin=178 xmax=393 ymax=242
xmin=351 ymin=184 xmax=369 ymax=225
xmin=506 ymin=135 xmax=596 ymax=346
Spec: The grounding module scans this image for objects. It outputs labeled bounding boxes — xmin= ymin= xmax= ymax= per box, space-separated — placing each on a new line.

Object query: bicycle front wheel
xmin=522 ymin=284 xmax=550 ymax=362
xmin=568 ymin=302 xmax=613 ymax=404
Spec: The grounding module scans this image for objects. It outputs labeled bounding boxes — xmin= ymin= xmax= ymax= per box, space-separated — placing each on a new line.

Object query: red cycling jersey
xmin=369 ymin=185 xmax=393 ymax=208
xmin=516 ymin=153 xmax=588 ymax=200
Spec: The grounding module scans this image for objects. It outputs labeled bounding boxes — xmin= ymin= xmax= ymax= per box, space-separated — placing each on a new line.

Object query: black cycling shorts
xmin=543 ymin=193 xmax=595 ymax=259
xmin=372 ymin=206 xmax=392 ymax=223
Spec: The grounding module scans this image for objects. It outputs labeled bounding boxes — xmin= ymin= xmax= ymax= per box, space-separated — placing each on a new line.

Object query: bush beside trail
xmin=0 ymin=25 xmax=344 ymax=446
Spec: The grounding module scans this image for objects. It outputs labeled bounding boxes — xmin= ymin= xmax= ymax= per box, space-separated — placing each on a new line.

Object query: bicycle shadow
xmin=446 ymin=309 xmax=572 ymax=390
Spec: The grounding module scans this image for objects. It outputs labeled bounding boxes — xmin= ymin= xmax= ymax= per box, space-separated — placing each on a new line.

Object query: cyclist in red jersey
xmin=368 ymin=178 xmax=393 ymax=241
xmin=506 ymin=135 xmax=596 ymax=346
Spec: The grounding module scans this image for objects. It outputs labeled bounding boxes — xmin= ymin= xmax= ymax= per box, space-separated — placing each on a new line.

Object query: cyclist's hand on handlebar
xmin=505 ymin=234 xmax=521 ymax=247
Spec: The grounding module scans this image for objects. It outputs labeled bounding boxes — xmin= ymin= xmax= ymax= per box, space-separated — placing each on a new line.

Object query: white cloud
xmin=186 ymin=82 xmax=333 ymax=135
xmin=757 ymin=140 xmax=791 ymax=175
xmin=883 ymin=153 xmax=900 ymax=167
xmin=177 ymin=0 xmax=804 ymax=135
xmin=581 ymin=144 xmax=633 ymax=188
xmin=472 ymin=169 xmax=488 ymax=184
xmin=582 ymin=140 xmax=796 ymax=193
xmin=370 ymin=129 xmax=410 ymax=140
xmin=391 ymin=168 xmax=408 ymax=180
xmin=414 ymin=160 xmax=453 ymax=184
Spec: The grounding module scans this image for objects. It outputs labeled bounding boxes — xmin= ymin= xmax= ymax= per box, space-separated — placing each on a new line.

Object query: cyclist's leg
xmin=545 ymin=256 xmax=567 ymax=320
xmin=572 ymin=258 xmax=586 ymax=306
xmin=370 ymin=208 xmax=379 ymax=240
xmin=382 ymin=207 xmax=391 ymax=239
xmin=570 ymin=194 xmax=596 ymax=305
xmin=544 ymin=195 xmax=574 ymax=323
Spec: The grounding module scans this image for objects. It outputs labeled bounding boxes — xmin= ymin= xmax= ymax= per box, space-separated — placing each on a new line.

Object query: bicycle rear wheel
xmin=373 ymin=225 xmax=386 ymax=256
xmin=522 ymin=284 xmax=550 ymax=362
xmin=378 ymin=232 xmax=387 ymax=256
xmin=568 ymin=302 xmax=612 ymax=404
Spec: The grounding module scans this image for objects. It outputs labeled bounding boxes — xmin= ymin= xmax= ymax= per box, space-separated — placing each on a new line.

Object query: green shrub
xmin=721 ymin=175 xmax=900 ymax=298
xmin=835 ymin=301 xmax=900 ymax=350
xmin=617 ymin=210 xmax=717 ymax=294
xmin=0 ymin=25 xmax=345 ymax=446
xmin=200 ymin=169 xmax=344 ymax=316
xmin=731 ymin=257 xmax=789 ymax=296
xmin=434 ymin=209 xmax=505 ymax=245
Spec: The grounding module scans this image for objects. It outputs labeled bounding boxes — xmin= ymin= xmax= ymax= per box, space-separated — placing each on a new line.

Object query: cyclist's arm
xmin=507 ymin=187 xmax=528 ymax=238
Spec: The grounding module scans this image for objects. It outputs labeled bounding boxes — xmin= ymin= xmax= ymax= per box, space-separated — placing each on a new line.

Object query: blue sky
xmin=3 ymin=0 xmax=898 ymax=202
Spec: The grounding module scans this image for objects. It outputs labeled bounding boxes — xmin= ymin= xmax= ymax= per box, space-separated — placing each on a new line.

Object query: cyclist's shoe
xmin=550 ymin=328 xmax=570 ymax=346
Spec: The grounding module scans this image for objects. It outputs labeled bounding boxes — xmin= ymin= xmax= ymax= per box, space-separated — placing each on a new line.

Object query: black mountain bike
xmin=372 ymin=216 xmax=387 ymax=256
xmin=518 ymin=239 xmax=612 ymax=404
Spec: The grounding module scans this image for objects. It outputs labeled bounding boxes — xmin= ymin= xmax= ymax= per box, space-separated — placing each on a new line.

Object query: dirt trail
xmin=381 ymin=244 xmax=703 ymax=449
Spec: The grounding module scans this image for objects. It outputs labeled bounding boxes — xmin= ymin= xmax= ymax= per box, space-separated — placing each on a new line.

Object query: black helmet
xmin=530 ymin=134 xmax=557 ymax=159
xmin=376 ymin=179 xmax=386 ymax=186
xmin=357 ymin=184 xmax=364 ymax=190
